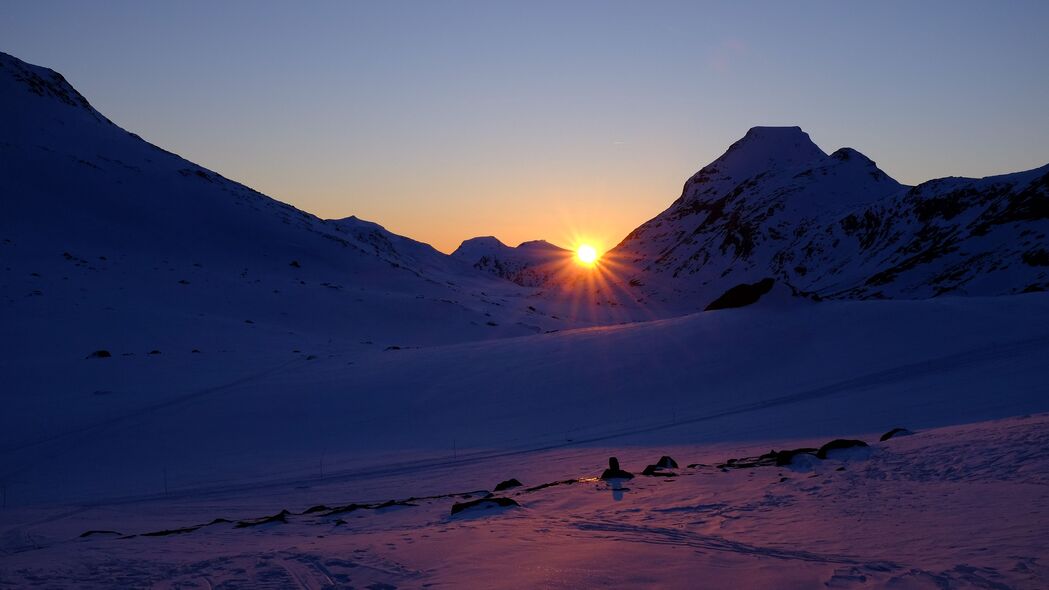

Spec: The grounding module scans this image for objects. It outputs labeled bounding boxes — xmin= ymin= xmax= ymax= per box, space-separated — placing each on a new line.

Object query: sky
xmin=3 ymin=1 xmax=1048 ymax=254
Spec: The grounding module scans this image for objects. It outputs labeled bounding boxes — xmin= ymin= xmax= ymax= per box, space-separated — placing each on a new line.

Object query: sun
xmin=576 ymin=244 xmax=598 ymax=266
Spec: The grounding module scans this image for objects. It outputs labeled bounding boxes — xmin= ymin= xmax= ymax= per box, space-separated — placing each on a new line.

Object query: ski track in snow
xmin=19 ymin=329 xmax=1045 ymax=509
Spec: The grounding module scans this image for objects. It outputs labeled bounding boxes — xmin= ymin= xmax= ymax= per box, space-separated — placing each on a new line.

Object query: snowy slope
xmin=603 ymin=126 xmax=1048 ymax=311
xmin=3 ymin=413 xmax=1046 ymax=589
xmin=3 ymin=292 xmax=1048 ymax=505
xmin=787 ymin=165 xmax=1049 ymax=298
xmin=1 ymin=293 xmax=1048 ymax=586
xmin=0 ymin=50 xmax=577 ymax=366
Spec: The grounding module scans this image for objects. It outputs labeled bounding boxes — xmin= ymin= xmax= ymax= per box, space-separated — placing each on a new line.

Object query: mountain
xmin=0 ymin=50 xmax=570 ymax=364
xmin=786 ymin=166 xmax=1049 ymax=298
xmin=452 ymin=236 xmax=573 ymax=286
xmin=605 ymin=126 xmax=1048 ymax=310
xmin=2 ymin=52 xmax=1049 ymax=590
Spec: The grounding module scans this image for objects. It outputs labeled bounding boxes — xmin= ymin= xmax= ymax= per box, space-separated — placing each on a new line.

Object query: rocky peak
xmin=706 ymin=126 xmax=828 ymax=183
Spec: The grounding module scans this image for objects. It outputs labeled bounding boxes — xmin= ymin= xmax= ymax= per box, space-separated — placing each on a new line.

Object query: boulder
xmin=450 ymin=497 xmax=519 ymax=516
xmin=641 ymin=465 xmax=678 ymax=477
xmin=86 ymin=349 xmax=111 ymax=359
xmin=704 ymin=278 xmax=776 ymax=311
xmin=774 ymin=448 xmax=819 ymax=466
xmin=655 ymin=455 xmax=678 ymax=469
xmin=816 ymin=439 xmax=868 ymax=459
xmin=879 ymin=427 xmax=913 ymax=442
xmin=494 ymin=478 xmax=522 ymax=492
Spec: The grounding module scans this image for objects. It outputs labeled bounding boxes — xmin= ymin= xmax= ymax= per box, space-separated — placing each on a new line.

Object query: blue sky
xmin=3 ymin=0 xmax=1048 ymax=252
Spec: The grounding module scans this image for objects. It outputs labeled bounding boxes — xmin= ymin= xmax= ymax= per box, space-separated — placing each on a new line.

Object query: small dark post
xmin=601 ymin=456 xmax=634 ymax=480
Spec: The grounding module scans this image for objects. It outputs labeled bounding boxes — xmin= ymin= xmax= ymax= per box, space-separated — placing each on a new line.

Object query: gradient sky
xmin=3 ymin=1 xmax=1048 ymax=253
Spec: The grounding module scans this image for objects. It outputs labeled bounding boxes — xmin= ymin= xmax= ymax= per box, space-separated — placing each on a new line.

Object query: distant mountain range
xmin=456 ymin=125 xmax=1048 ymax=310
xmin=2 ymin=49 xmax=1046 ymax=332
xmin=452 ymin=237 xmax=572 ymax=287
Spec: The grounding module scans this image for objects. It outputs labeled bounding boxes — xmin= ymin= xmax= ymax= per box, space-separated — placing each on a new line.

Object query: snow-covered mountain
xmin=606 ymin=126 xmax=1048 ymax=310
xmin=0 ymin=50 xmax=572 ymax=362
xmin=787 ymin=165 xmax=1049 ymax=298
xmin=452 ymin=236 xmax=573 ymax=287
xmin=2 ymin=51 xmax=1049 ymax=590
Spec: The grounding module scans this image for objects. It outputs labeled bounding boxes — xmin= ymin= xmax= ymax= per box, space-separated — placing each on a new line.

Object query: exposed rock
xmin=450 ymin=497 xmax=519 ymax=516
xmin=641 ymin=456 xmax=680 ymax=476
xmin=655 ymin=456 xmax=678 ymax=469
xmin=641 ymin=465 xmax=678 ymax=477
xmin=86 ymin=349 xmax=111 ymax=359
xmin=705 ymin=278 xmax=776 ymax=311
xmin=718 ymin=447 xmax=819 ymax=469
xmin=774 ymin=448 xmax=819 ymax=466
xmin=234 ymin=509 xmax=290 ymax=528
xmin=879 ymin=427 xmax=914 ymax=442
xmin=79 ymin=530 xmax=121 ymax=538
xmin=524 ymin=479 xmax=579 ymax=492
xmin=494 ymin=478 xmax=522 ymax=492
xmin=816 ymin=439 xmax=868 ymax=459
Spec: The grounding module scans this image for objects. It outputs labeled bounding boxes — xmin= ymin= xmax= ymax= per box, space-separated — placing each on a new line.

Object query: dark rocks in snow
xmin=234 ymin=509 xmax=290 ymax=528
xmin=704 ymin=278 xmax=776 ymax=311
xmin=450 ymin=497 xmax=519 ymax=516
xmin=774 ymin=448 xmax=819 ymax=466
xmin=289 ymin=260 xmax=301 ymax=268
xmin=494 ymin=478 xmax=523 ymax=491
xmin=79 ymin=530 xmax=122 ymax=538
xmin=641 ymin=456 xmax=680 ymax=476
xmin=86 ymin=349 xmax=111 ymax=359
xmin=600 ymin=457 xmax=634 ymax=480
xmin=816 ymin=439 xmax=868 ymax=459
xmin=641 ymin=465 xmax=678 ymax=477
xmin=880 ymin=427 xmax=914 ymax=442
xmin=718 ymin=447 xmax=820 ymax=469
xmin=141 ymin=524 xmax=202 ymax=537
xmin=316 ymin=499 xmax=416 ymax=516
xmin=655 ymin=455 xmax=678 ymax=468
xmin=148 ymin=350 xmax=161 ymax=355
xmin=524 ymin=479 xmax=579 ymax=492
xmin=1021 ymin=249 xmax=1049 ymax=267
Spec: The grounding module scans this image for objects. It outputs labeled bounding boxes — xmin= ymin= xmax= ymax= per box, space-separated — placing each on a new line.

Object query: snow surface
xmin=2 ymin=50 xmax=1049 ymax=588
